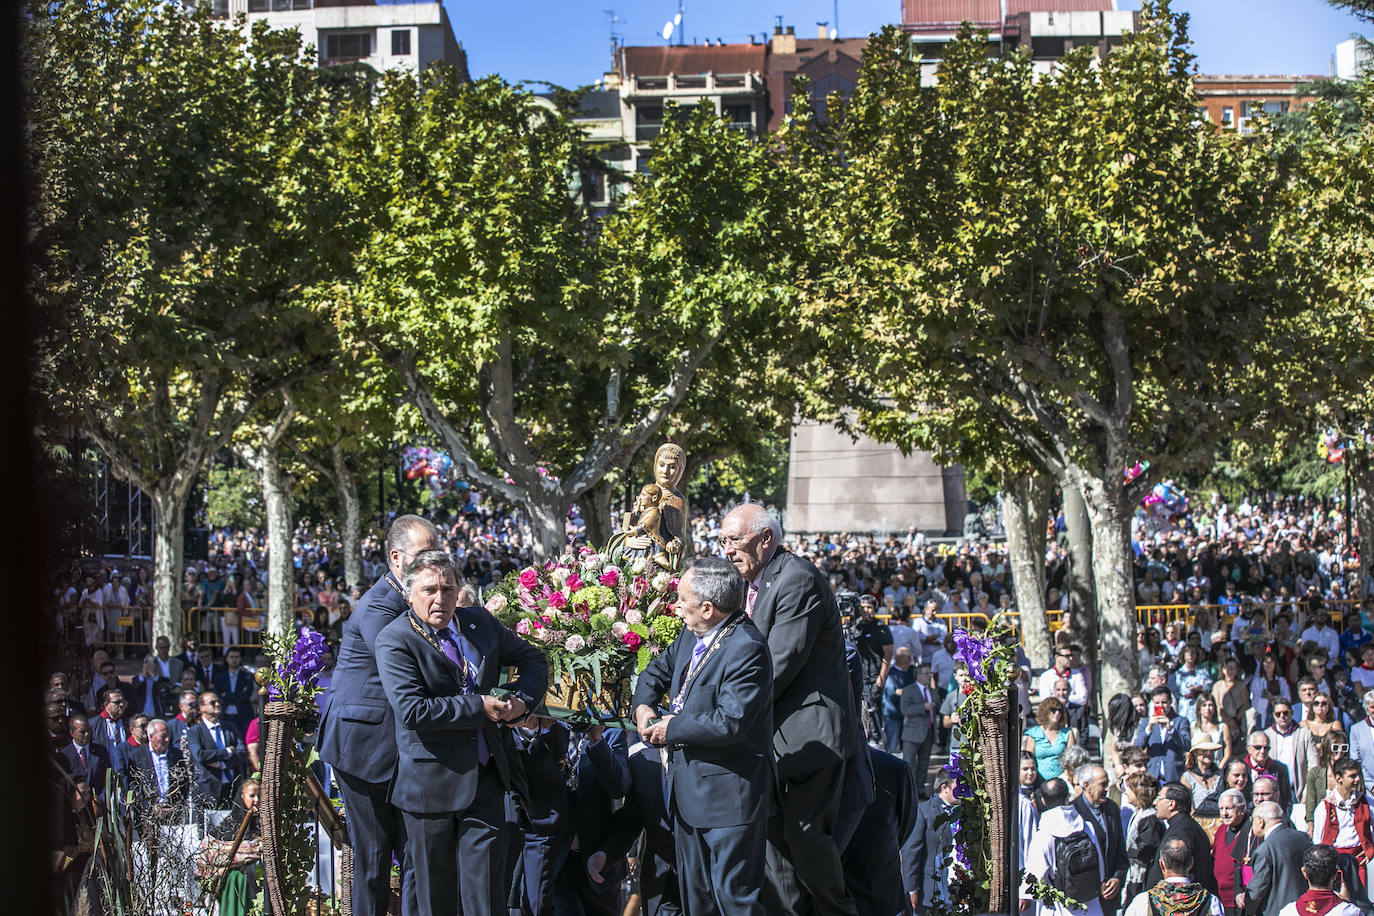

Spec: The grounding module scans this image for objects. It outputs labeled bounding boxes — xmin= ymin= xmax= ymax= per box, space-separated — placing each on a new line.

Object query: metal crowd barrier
xmin=58 ymin=605 xmax=323 ymax=654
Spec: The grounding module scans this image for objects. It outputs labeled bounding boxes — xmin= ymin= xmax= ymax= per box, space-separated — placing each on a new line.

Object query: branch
xmin=477 ymin=333 xmax=542 ymax=491
xmin=392 ymin=352 xmax=526 ymax=504
xmin=564 ymin=321 xmax=728 ymax=498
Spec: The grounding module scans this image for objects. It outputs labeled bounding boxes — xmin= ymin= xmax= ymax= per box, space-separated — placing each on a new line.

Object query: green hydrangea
xmin=649 ymin=614 xmax=683 ymax=646
xmin=571 ymin=585 xmax=616 ymax=614
xmin=590 ymin=613 xmax=613 ymax=633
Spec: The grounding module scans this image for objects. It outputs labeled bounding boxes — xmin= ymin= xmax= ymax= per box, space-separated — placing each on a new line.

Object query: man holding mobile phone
xmin=1133 ymin=687 xmax=1191 ymax=782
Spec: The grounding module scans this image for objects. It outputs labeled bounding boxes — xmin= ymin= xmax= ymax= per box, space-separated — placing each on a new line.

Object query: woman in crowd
xmin=1138 ymin=626 xmax=1163 ymax=676
xmin=1123 ymin=771 xmax=1164 ymax=901
xmin=1211 ymin=656 xmax=1251 ymax=747
xmin=1303 ymin=691 xmax=1346 ymax=741
xmin=1059 ymin=745 xmax=1090 ymax=800
xmin=1181 ymin=743 xmax=1222 ymax=810
xmin=202 ymin=778 xmax=261 ymax=916
xmin=1249 ymin=651 xmax=1290 ymax=730
xmin=1191 ymin=695 xmax=1233 ymax=763
xmin=1176 ymin=645 xmax=1214 ymax=721
xmin=1018 ymin=751 xmax=1040 ymax=871
xmin=1105 ymin=693 xmax=1140 ymax=781
xmin=1303 ymin=731 xmax=1349 ymax=826
xmin=1161 ymin=622 xmax=1187 ymax=663
xmin=1194 ymin=757 xmax=1252 ymax=819
xmin=1023 ymin=696 xmax=1076 ymax=781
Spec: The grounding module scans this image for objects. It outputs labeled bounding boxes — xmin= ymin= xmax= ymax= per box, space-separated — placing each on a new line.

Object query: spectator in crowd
xmin=1241 ymin=801 xmax=1313 ymax=916
xmin=1303 ymin=692 xmax=1346 ymax=742
xmin=1026 ymin=696 xmax=1077 ymax=781
xmin=1147 ymin=783 xmax=1218 ymax=894
xmin=900 ymin=660 xmax=937 ymax=797
xmin=1349 ymin=690 xmax=1374 ymax=788
xmin=219 ymin=648 xmax=254 ymax=735
xmin=853 ymin=594 xmax=894 ymax=747
xmin=1181 ymin=745 xmax=1222 ymax=811
xmin=1137 ymin=689 xmax=1192 ymax=783
xmin=168 ymin=689 xmax=198 ymax=750
xmin=1019 ymin=776 xmax=1105 ymax=916
xmin=1191 ymin=697 xmax=1231 ymax=763
xmin=125 ymin=718 xmax=187 ymax=821
xmin=1123 ymin=837 xmax=1226 ymax=916
xmin=1307 ymin=757 xmax=1374 ymax=902
xmin=913 ymin=600 xmax=947 ymax=667
xmin=909 ymin=772 xmax=960 ymax=911
xmin=1264 ymin=699 xmax=1315 ymax=805
xmin=129 ymin=655 xmax=174 ymax=719
xmin=1277 ymin=845 xmax=1363 ymax=916
xmin=1019 ymin=753 xmax=1042 ymax=872
xmin=187 ymin=690 xmax=246 ymax=808
xmin=1249 ymin=652 xmax=1290 ymax=731
xmin=1211 ymin=788 xmax=1248 ymax=914
xmin=1075 ymin=764 xmax=1129 ymax=915
xmin=1302 ymin=733 xmax=1348 ymax=828
xmin=60 ymin=714 xmax=113 ymax=805
xmin=1176 ymin=646 xmax=1214 ymax=722
xmin=883 ymin=647 xmax=916 ymax=755
xmin=1243 ymin=734 xmax=1294 ymax=810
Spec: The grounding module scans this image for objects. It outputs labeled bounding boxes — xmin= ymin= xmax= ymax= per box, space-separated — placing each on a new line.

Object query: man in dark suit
xmin=376 ymin=549 xmax=547 ymax=916
xmin=719 ymin=505 xmax=860 ymax=916
xmin=93 ymin=687 xmax=131 ymax=778
xmin=553 ymin=724 xmax=631 ymax=915
xmin=899 ymin=662 xmax=938 ymax=798
xmin=593 ymin=741 xmax=681 ymax=916
xmin=633 ymin=556 xmax=774 ymax=916
xmin=219 ymin=648 xmax=255 ymax=735
xmin=1242 ymin=801 xmax=1313 ymax=916
xmin=59 ymin=714 xmax=113 ymax=805
xmin=196 ymin=646 xmax=227 ymax=695
xmin=316 ymin=513 xmax=440 ymax=916
xmin=1135 ymin=689 xmax=1192 ymax=783
xmin=840 ymin=747 xmax=918 ymax=916
xmin=1146 ymin=782 xmax=1219 ymax=894
xmin=124 ymin=719 xmax=188 ymax=823
xmin=186 ymin=689 xmax=246 ymax=807
xmin=1074 ymin=764 xmax=1128 ymax=914
xmin=903 ymin=773 xmax=959 ymax=910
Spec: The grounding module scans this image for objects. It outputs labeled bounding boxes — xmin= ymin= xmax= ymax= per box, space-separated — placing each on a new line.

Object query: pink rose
xmin=567 ymin=574 xmax=584 ymax=591
xmin=547 ymin=591 xmax=567 ymax=610
xmin=621 ymin=631 xmax=643 ymax=649
xmin=515 ymin=619 xmax=532 ymax=636
xmin=518 ymin=568 xmax=539 ymax=589
xmin=631 ymin=576 xmax=648 ymax=599
xmin=667 ymin=577 xmax=679 ymax=592
xmin=598 ymin=568 xmax=620 ymax=587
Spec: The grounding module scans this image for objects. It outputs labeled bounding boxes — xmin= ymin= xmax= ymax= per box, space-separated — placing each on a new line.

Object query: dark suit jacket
xmin=518 ymin=722 xmax=570 ymax=835
xmin=750 ymin=549 xmax=860 ymax=779
xmin=905 ymin=796 xmax=957 ymax=904
xmin=186 ymin=718 xmax=246 ymax=805
xmin=124 ymin=744 xmax=189 ymax=818
xmin=898 ymin=680 xmax=938 ymax=747
xmin=128 ymin=676 xmax=176 ymax=719
xmin=841 ymin=748 xmax=918 ymax=916
xmin=1244 ymin=823 xmax=1313 ymax=916
xmin=375 ymin=606 xmax=548 ymax=816
xmin=317 ymin=572 xmax=409 ymax=783
xmin=567 ymin=727 xmax=631 ymax=851
xmin=59 ymin=742 xmax=113 ymax=801
xmin=1146 ymin=812 xmax=1219 ymax=894
xmin=218 ymin=667 xmax=255 ymax=734
xmin=630 ymin=612 xmax=774 ymax=829
xmin=604 ymin=747 xmax=678 ymax=915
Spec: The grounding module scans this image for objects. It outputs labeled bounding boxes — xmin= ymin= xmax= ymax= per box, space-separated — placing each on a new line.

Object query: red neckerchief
xmin=1294 ymin=889 xmax=1342 ymax=916
xmin=125 ymin=736 xmax=140 ymax=746
xmin=176 ymin=713 xmax=187 ymax=723
xmin=1246 ymin=755 xmax=1276 ymax=779
xmin=99 ymin=710 xmax=116 ymax=722
xmin=1322 ymin=793 xmax=1374 ymax=862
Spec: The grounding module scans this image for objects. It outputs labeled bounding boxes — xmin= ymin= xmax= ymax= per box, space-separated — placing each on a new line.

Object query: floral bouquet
xmin=486 ymin=547 xmax=685 ymax=724
xmin=256 ymin=628 xmax=330 ymax=727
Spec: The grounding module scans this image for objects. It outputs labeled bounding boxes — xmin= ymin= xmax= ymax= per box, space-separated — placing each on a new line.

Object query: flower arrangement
xmin=487 ymin=548 xmax=685 ymax=705
xmin=256 ymin=628 xmax=329 ymax=725
xmin=930 ymin=614 xmax=1022 ymax=915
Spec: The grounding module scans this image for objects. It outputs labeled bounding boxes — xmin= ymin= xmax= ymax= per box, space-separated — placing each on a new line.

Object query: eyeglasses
xmin=1249 ymin=742 xmax=1270 ymax=749
xmin=717 ymin=532 xmax=761 ymax=549
xmin=1315 ymin=701 xmax=1331 ymax=707
xmin=1333 ymin=745 xmax=1350 ymax=753
xmin=1273 ymin=710 xmax=1292 ymax=718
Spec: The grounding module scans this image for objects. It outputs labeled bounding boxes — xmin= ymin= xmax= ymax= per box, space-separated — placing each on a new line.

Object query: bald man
xmin=720 ymin=504 xmax=860 ymax=915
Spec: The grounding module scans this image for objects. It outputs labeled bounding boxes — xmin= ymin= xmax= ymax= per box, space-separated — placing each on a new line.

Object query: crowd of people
xmin=42 ymin=486 xmax=1374 ymax=915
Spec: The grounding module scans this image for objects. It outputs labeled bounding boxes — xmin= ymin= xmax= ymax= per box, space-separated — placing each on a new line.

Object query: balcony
xmin=627 ymin=72 xmax=761 ymax=97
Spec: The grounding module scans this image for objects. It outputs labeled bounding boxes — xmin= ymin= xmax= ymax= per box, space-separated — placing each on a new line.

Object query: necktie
xmin=671 ymin=640 xmax=710 ymax=713
xmin=438 ymin=629 xmax=489 ymax=765
xmin=923 ymin=685 xmax=934 ymax=726
xmin=747 ymin=583 xmax=758 ymax=617
xmin=211 ymin=724 xmax=229 ymax=782
xmin=79 ymin=747 xmax=88 ymax=776
xmin=153 ymin=753 xmax=168 ymax=797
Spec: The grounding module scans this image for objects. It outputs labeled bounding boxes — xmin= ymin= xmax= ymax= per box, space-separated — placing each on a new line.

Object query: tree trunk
xmin=526 ymin=496 xmax=571 ymax=561
xmin=151 ymin=489 xmax=188 ymax=650
xmin=1062 ymin=482 xmax=1098 ymax=664
xmin=1076 ymin=470 xmax=1139 ymax=704
xmin=262 ymin=440 xmax=295 ymax=636
xmin=1350 ymin=447 xmax=1374 ymax=607
xmin=330 ymin=443 xmax=364 ymax=590
xmin=581 ymin=476 xmax=618 ymax=550
xmin=1002 ymin=472 xmax=1052 ymax=668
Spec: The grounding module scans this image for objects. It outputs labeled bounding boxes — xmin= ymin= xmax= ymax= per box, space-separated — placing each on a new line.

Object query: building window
xmin=1031 ymin=37 xmax=1066 ymax=60
xmin=324 ymin=32 xmax=372 ymax=61
xmin=635 ymin=105 xmax=663 ymax=142
xmin=723 ymin=103 xmax=753 ymax=132
xmin=1221 ymin=106 xmax=1234 ymax=127
xmin=391 ymin=29 xmax=411 ymax=56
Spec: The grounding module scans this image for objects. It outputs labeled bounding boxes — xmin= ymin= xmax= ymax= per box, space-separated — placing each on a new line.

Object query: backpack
xmin=1050 ymin=831 xmax=1100 ymax=903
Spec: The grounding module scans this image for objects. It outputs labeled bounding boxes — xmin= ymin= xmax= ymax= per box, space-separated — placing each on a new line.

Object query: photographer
xmin=854 ymin=594 xmax=894 ymax=746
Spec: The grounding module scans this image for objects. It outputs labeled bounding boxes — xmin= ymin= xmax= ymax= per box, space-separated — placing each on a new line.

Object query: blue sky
xmin=443 ymin=0 xmax=1369 ymax=89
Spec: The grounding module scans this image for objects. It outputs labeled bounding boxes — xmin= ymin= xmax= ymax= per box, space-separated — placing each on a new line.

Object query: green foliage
xmin=206 ymin=464 xmax=263 ymax=531
xmin=686 ymin=433 xmax=791 ymax=508
xmin=1327 ymin=0 xmax=1374 ymax=23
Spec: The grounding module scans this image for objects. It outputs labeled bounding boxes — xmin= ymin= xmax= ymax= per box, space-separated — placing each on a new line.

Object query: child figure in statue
xmin=610 ymin=443 xmax=686 ymax=571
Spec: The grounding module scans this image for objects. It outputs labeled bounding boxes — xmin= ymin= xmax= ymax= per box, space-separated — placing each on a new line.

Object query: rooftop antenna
xmin=604 ymin=9 xmax=624 ymax=63
xmin=833 ymin=0 xmax=840 ymax=38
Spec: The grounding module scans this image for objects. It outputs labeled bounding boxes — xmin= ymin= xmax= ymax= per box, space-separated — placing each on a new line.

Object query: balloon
xmin=405 ymin=466 xmax=423 ymax=481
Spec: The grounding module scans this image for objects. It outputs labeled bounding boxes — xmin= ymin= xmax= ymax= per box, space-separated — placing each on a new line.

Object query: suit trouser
xmin=552 ymin=847 xmax=622 ymax=916
xmin=902 ymin=736 xmax=933 ymax=797
xmin=763 ymin=761 xmax=860 ymax=916
xmin=337 ymin=770 xmax=416 ymax=916
xmin=519 ymin=830 xmax=571 ymax=915
xmin=675 ymin=818 xmax=766 ymax=915
xmin=403 ymin=766 xmax=507 ymax=916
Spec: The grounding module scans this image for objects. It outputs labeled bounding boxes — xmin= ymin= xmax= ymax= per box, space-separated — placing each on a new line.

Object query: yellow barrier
xmin=64 ymin=605 xmax=322 ymax=654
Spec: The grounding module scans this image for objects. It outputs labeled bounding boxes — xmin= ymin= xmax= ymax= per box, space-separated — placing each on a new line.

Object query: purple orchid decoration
xmin=270 ymin=627 xmax=329 ymax=700
xmin=952 ymin=629 xmax=994 ymax=683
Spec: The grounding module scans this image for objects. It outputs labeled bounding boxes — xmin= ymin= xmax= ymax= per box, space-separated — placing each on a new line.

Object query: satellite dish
xmin=674 ymin=12 xmax=682 ymax=24
xmin=662 ymin=21 xmax=674 ymax=40
xmin=829 ymin=27 xmax=837 ymax=39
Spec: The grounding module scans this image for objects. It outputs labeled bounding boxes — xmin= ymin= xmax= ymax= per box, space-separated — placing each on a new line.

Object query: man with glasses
xmin=95 ymin=688 xmax=130 ymax=778
xmin=1245 ymin=735 xmax=1294 ymax=811
xmin=316 ymin=514 xmax=441 ymax=916
xmin=1264 ymin=700 xmax=1314 ymax=805
xmin=186 ymin=690 xmax=245 ymax=807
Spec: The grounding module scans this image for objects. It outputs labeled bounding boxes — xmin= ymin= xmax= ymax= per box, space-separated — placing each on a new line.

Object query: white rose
xmin=624 ymin=610 xmax=644 ymax=626
xmin=612 ymin=621 xmax=629 ymax=638
xmin=651 ymin=573 xmax=671 ymax=593
xmin=552 ymin=566 xmax=570 ymax=585
xmin=484 ymin=594 xmax=507 ymax=614
xmin=583 ymin=554 xmax=604 ymax=573
xmin=565 ymin=634 xmax=586 ymax=652
xmin=602 ymin=606 xmax=619 ymax=620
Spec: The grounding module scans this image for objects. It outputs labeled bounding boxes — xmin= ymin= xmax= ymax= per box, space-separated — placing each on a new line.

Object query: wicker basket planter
xmin=976 ymin=687 xmax=1020 ymax=913
xmin=259 ymin=700 xmax=302 ymax=916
